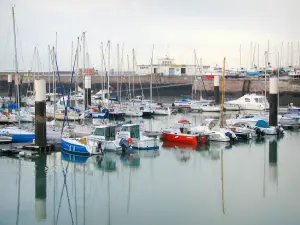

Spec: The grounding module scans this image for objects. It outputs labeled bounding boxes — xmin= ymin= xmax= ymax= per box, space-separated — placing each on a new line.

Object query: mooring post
xmin=84 ymin=75 xmax=91 ymax=109
xmin=35 ymin=80 xmax=46 ymax=148
xmin=269 ymin=76 xmax=278 ymax=126
xmin=214 ymin=75 xmax=220 ymax=104
xmin=35 ymin=155 xmax=47 ymax=221
xmin=8 ymin=74 xmax=13 ymax=100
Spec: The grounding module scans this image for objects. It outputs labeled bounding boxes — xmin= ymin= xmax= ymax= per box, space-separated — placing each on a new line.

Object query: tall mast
xmin=132 ymin=49 xmax=135 ymax=98
xmin=12 ymin=5 xmax=21 ymax=128
xmin=150 ymin=45 xmax=154 ymax=102
xmin=287 ymin=42 xmax=290 ymax=67
xmin=107 ymin=40 xmax=110 ymax=100
xmin=257 ymin=44 xmax=259 ymax=70
xmin=239 ymin=44 xmax=242 ymax=69
xmin=120 ymin=43 xmax=124 ymax=102
xmin=220 ymin=57 xmax=226 ymax=128
xmin=48 ymin=45 xmax=51 ymax=93
xmin=117 ymin=43 xmax=119 ymax=100
xmin=100 ymin=42 xmax=104 ymax=100
xmin=193 ymin=49 xmax=196 ymax=99
xmin=291 ymin=42 xmax=293 ymax=67
xmin=127 ymin=54 xmax=131 ymax=99
xmin=280 ymin=42 xmax=283 ymax=68
xmin=52 ymin=47 xmax=56 ymax=122
xmin=75 ymin=37 xmax=79 ymax=102
xmin=82 ymin=32 xmax=86 ymax=108
xmin=200 ymin=57 xmax=203 ymax=100
xmin=70 ymin=41 xmax=73 ymax=97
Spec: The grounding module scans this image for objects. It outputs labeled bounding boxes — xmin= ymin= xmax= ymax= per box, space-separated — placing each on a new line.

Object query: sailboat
xmin=0 ymin=6 xmax=35 ymax=143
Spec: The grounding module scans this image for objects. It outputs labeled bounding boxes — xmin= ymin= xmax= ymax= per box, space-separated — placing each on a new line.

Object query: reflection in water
xmin=35 ymin=155 xmax=47 ymax=221
xmin=269 ymin=140 xmax=278 ymax=183
xmin=139 ymin=150 xmax=160 ymax=158
xmin=97 ymin=153 xmax=117 ymax=172
xmin=173 ymin=149 xmax=191 ymax=163
xmin=120 ymin=152 xmax=140 ymax=168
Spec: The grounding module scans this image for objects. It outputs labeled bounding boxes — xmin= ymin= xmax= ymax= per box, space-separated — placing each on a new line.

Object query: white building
xmin=136 ymin=56 xmax=214 ymax=76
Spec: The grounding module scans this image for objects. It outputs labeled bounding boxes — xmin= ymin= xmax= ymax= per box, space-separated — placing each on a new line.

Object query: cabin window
xmin=255 ymin=98 xmax=259 ymax=103
xmin=94 ymin=128 xmax=105 ymax=136
xmin=259 ymin=98 xmax=264 ymax=103
xmin=245 ymin=98 xmax=250 ymax=102
xmin=130 ymin=126 xmax=140 ymax=139
xmin=121 ymin=126 xmax=129 ymax=132
xmin=105 ymin=126 xmax=116 ymax=141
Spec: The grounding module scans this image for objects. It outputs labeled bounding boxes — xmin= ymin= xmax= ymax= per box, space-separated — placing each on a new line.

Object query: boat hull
xmin=162 ymin=132 xmax=198 ymax=144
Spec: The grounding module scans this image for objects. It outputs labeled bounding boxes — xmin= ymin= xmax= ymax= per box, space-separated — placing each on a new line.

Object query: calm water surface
xmin=1 ymin=113 xmax=300 ymax=225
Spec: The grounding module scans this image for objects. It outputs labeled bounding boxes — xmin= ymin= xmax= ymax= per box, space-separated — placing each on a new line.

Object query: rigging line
xmin=53 ymin=51 xmax=69 ymax=131
xmin=134 ymin=51 xmax=144 ymax=98
xmin=74 ymin=164 xmax=78 ymax=225
xmin=15 ymin=23 xmax=25 ymax=68
xmin=62 ymin=49 xmax=78 ymax=134
xmin=195 ymin=57 xmax=208 ymax=98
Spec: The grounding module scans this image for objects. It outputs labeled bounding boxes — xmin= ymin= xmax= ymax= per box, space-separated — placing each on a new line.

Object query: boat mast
xmin=100 ymin=42 xmax=104 ymax=100
xmin=107 ymin=40 xmax=110 ymax=100
xmin=239 ymin=44 xmax=242 ymax=69
xmin=52 ymin=47 xmax=56 ymax=123
xmin=120 ymin=43 xmax=124 ymax=103
xmin=48 ymin=45 xmax=51 ymax=94
xmin=200 ymin=57 xmax=203 ymax=100
xmin=220 ymin=57 xmax=226 ymax=128
xmin=193 ymin=49 xmax=196 ymax=99
xmin=298 ymin=42 xmax=300 ymax=68
xmin=132 ymin=49 xmax=135 ymax=98
xmin=117 ymin=43 xmax=120 ymax=100
xmin=12 ymin=5 xmax=21 ymax=128
xmin=127 ymin=54 xmax=131 ymax=100
xmin=82 ymin=32 xmax=86 ymax=109
xmin=150 ymin=45 xmax=154 ymax=103
xmin=291 ymin=42 xmax=294 ymax=67
xmin=258 ymin=44 xmax=260 ymax=70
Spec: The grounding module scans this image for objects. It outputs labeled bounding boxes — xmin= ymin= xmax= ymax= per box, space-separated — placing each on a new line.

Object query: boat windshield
xmin=121 ymin=126 xmax=129 ymax=132
xmin=94 ymin=127 xmax=105 ymax=136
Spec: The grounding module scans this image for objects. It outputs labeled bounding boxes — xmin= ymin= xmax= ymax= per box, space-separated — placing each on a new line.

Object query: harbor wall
xmin=0 ymin=74 xmax=299 ymax=105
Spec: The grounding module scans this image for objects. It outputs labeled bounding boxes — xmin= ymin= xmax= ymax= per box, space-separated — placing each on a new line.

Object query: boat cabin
xmin=93 ymin=125 xmax=117 ymax=141
xmin=119 ymin=124 xmax=141 ymax=140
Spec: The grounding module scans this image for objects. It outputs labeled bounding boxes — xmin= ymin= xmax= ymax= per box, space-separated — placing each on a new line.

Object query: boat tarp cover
xmin=255 ymin=120 xmax=270 ymax=128
xmin=69 ymin=106 xmax=80 ymax=113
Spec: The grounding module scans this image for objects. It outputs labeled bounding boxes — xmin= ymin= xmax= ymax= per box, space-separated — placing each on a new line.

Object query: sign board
xmin=79 ymin=68 xmax=95 ymax=75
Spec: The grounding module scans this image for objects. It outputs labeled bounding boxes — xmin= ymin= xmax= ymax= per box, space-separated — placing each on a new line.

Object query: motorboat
xmin=124 ymin=108 xmax=143 ymax=117
xmin=226 ymin=113 xmax=268 ymax=126
xmin=61 ymin=125 xmax=126 ymax=155
xmin=117 ymin=124 xmax=159 ymax=150
xmin=153 ymin=107 xmax=171 ymax=116
xmin=173 ymin=98 xmax=192 ymax=108
xmin=255 ymin=120 xmax=284 ymax=136
xmin=229 ymin=122 xmax=265 ymax=138
xmin=162 ymin=120 xmax=208 ymax=144
xmin=139 ymin=106 xmax=154 ymax=117
xmin=227 ymin=94 xmax=269 ymax=111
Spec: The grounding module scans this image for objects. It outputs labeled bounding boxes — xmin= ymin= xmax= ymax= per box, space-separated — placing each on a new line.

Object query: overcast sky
xmin=0 ymin=0 xmax=299 ymax=71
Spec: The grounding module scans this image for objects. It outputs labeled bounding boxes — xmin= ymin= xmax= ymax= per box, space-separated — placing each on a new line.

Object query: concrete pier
xmin=84 ymin=76 xmax=91 ymax=109
xmin=35 ymin=80 xmax=46 ymax=147
xmin=8 ymin=74 xmax=12 ymax=99
xmin=214 ymin=75 xmax=220 ymax=104
xmin=269 ymin=76 xmax=278 ymax=126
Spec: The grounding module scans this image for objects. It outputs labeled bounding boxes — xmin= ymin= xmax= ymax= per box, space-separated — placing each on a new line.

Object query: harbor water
xmin=1 ymin=113 xmax=300 ymax=225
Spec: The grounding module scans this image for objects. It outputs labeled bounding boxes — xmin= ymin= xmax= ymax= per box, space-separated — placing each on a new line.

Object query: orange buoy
xmin=127 ymin=137 xmax=133 ymax=144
